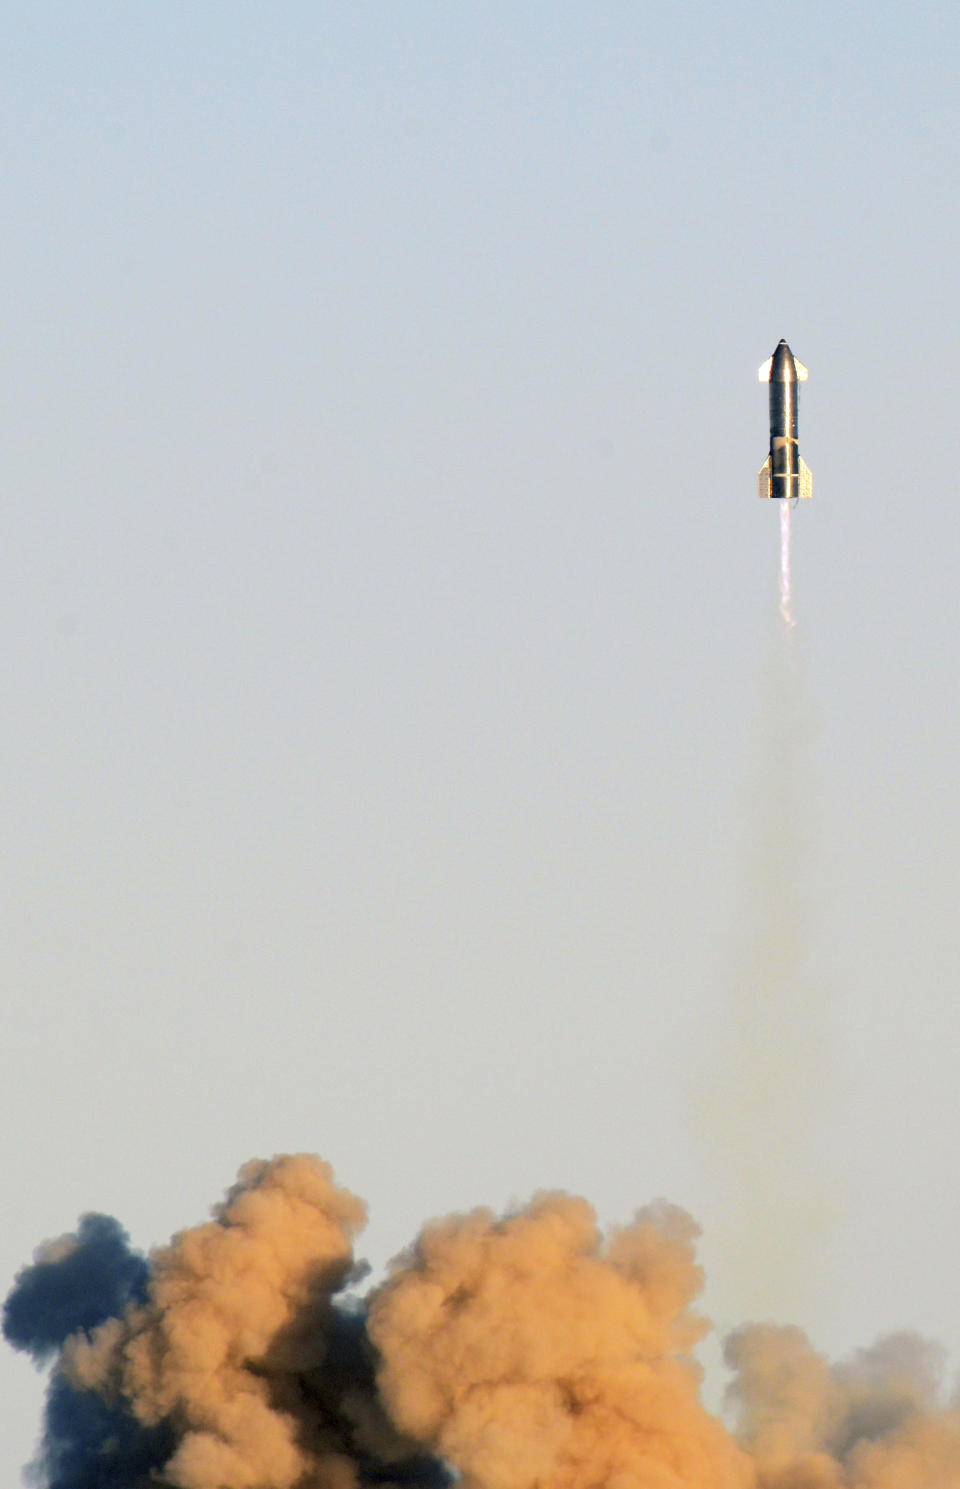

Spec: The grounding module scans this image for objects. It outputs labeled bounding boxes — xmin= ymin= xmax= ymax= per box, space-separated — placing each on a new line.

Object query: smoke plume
xmin=7 ymin=1155 xmax=960 ymax=1489
xmin=726 ymin=1325 xmax=960 ymax=1488
xmin=4 ymin=1214 xmax=150 ymax=1364
xmin=59 ymin=1155 xmax=442 ymax=1489
xmin=367 ymin=1193 xmax=752 ymax=1489
xmin=3 ymin=1212 xmax=174 ymax=1489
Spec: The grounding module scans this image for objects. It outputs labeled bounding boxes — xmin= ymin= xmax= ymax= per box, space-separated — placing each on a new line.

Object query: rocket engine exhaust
xmin=779 ymin=500 xmax=794 ymax=630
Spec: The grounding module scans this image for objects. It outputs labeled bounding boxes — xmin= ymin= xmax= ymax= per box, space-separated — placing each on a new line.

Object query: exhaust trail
xmin=779 ymin=501 xmax=795 ymax=631
xmin=697 ymin=488 xmax=832 ymax=1330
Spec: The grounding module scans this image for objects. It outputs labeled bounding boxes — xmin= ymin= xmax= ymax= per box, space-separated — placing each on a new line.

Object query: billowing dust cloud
xmin=6 ymin=1155 xmax=960 ymax=1489
xmin=368 ymin=1194 xmax=749 ymax=1489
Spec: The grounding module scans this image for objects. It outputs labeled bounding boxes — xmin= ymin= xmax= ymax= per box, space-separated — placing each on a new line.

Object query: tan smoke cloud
xmin=367 ymin=1192 xmax=755 ymax=1489
xmin=725 ymin=1324 xmax=845 ymax=1486
xmin=726 ymin=1323 xmax=960 ymax=1489
xmin=63 ymin=1154 xmax=380 ymax=1489
xmin=35 ymin=1156 xmax=960 ymax=1489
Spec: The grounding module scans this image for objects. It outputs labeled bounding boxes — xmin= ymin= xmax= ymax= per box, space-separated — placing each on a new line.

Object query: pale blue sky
xmin=5 ymin=1 xmax=960 ymax=1473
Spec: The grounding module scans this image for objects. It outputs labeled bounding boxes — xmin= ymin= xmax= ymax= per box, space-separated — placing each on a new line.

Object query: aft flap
xmin=798 ymin=456 xmax=813 ymax=498
xmin=757 ymin=456 xmax=772 ymax=498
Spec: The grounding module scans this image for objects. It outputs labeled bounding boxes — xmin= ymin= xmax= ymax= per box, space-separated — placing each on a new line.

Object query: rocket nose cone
xmin=770 ymin=340 xmax=797 ymax=381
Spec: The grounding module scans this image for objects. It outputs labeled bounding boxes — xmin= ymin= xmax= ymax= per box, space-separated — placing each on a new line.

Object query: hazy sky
xmin=5 ymin=2 xmax=960 ymax=1478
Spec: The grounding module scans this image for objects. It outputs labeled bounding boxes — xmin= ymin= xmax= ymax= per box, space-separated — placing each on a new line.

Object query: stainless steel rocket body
xmin=769 ymin=345 xmax=799 ymax=499
xmin=758 ymin=340 xmax=812 ymax=499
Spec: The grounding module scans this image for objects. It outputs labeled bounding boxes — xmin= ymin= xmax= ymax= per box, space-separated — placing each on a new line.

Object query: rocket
xmin=758 ymin=340 xmax=812 ymax=499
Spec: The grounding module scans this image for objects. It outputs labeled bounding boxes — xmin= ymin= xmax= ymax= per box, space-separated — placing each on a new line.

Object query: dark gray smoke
xmin=4 ymin=1214 xmax=149 ymax=1363
xmin=32 ymin=1375 xmax=176 ymax=1489
xmin=3 ymin=1213 xmax=174 ymax=1489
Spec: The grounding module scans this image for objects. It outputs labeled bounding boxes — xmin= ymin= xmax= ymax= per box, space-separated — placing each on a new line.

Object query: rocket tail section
xmin=757 ymin=455 xmax=813 ymax=499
